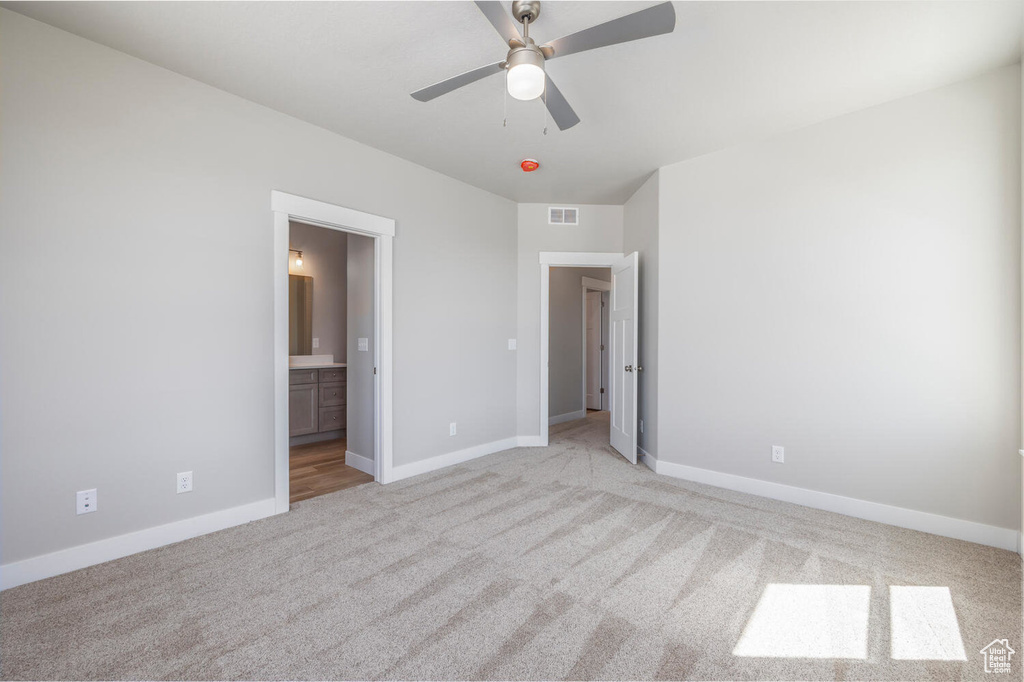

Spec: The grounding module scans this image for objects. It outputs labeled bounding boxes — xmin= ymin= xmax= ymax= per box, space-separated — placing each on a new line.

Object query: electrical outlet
xmin=76 ymin=489 xmax=97 ymax=515
xmin=177 ymin=471 xmax=193 ymax=493
xmin=508 ymin=338 xmax=517 ymax=350
xmin=772 ymin=446 xmax=785 ymax=463
xmin=449 ymin=422 xmax=457 ymax=436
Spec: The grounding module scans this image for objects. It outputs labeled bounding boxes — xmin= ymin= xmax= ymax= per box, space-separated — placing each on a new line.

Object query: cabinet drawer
xmin=319 ymin=406 xmax=346 ymax=433
xmin=319 ymin=367 xmax=346 ymax=383
xmin=289 ymin=369 xmax=319 ymax=385
xmin=319 ymin=382 xmax=346 ymax=407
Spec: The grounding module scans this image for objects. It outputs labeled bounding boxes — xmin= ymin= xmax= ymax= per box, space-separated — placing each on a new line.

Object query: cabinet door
xmin=289 ymin=383 xmax=318 ymax=436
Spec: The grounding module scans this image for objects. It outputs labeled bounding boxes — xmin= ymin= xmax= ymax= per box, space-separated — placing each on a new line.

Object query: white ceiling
xmin=6 ymin=1 xmax=1022 ymax=204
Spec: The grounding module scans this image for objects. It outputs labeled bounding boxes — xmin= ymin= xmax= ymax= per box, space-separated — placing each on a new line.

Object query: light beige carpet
xmin=1 ymin=411 xmax=1020 ymax=680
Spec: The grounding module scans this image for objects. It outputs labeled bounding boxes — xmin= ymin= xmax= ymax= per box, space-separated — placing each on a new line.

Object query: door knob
xmin=636 ymin=366 xmax=643 ymax=372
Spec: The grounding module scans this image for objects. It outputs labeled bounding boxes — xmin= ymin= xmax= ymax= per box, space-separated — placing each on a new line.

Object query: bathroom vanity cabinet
xmin=289 ymin=366 xmax=347 ymax=438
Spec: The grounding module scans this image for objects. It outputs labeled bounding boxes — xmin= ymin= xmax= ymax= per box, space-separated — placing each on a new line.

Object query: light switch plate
xmin=508 ymin=339 xmax=517 ymax=350
xmin=358 ymin=337 xmax=369 ymax=352
xmin=76 ymin=489 xmax=97 ymax=515
xmin=312 ymin=338 xmax=319 ymax=349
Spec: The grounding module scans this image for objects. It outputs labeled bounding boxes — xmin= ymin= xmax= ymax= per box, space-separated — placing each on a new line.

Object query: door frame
xmin=272 ymin=190 xmax=395 ymax=514
xmin=539 ymin=252 xmax=624 ymax=447
xmin=581 ymin=277 xmax=611 ymax=413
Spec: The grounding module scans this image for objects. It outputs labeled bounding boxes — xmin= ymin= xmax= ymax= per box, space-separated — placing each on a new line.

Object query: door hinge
xmin=601 ymin=301 xmax=605 ymax=307
xmin=600 ymin=388 xmax=605 ymax=394
xmin=373 ymin=367 xmax=377 ymax=375
xmin=600 ymin=344 xmax=605 ymax=351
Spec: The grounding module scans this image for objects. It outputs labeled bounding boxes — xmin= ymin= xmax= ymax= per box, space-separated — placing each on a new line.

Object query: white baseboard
xmin=517 ymin=435 xmax=545 ymax=447
xmin=646 ymin=458 xmax=1018 ymax=552
xmin=390 ymin=437 xmax=519 ymax=482
xmin=548 ymin=410 xmax=587 ymax=426
xmin=638 ymin=446 xmax=657 ymax=473
xmin=0 ymin=498 xmax=279 ymax=591
xmin=345 ymin=450 xmax=375 ymax=476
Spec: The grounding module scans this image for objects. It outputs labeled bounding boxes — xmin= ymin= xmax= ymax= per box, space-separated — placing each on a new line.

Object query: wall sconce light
xmin=289 ymin=249 xmax=303 ymax=267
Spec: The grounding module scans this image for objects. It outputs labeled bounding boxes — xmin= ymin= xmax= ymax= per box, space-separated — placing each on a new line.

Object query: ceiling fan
xmin=411 ymin=1 xmax=676 ymax=131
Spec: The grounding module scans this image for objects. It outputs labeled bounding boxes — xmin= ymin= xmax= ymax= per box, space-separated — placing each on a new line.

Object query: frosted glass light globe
xmin=507 ymin=63 xmax=545 ymax=101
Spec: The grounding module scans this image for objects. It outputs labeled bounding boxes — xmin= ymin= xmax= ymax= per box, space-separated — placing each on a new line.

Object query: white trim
xmin=345 ymin=450 xmax=375 ymax=476
xmin=517 ymin=435 xmax=545 ymax=448
xmin=582 ymin=287 xmax=587 ymax=413
xmin=390 ymin=437 xmax=519 ymax=482
xmin=549 ymin=410 xmax=587 ymax=426
xmin=376 ymin=234 xmax=394 ymax=484
xmin=273 ymin=212 xmax=290 ymax=512
xmin=272 ymin=191 xmax=395 ymax=237
xmin=581 ymin=276 xmax=611 ymax=292
xmin=539 ymin=252 xmax=624 ymax=447
xmin=540 ymin=251 xmax=624 ymax=266
xmin=540 ymin=265 xmax=550 ymax=446
xmin=273 ymin=191 xmax=396 ymax=503
xmin=0 ymin=498 xmax=277 ymax=591
xmin=647 ymin=458 xmax=1018 ymax=552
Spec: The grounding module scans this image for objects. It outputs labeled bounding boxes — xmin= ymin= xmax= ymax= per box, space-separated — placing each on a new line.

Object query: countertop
xmin=289 ymin=362 xmax=347 ymax=370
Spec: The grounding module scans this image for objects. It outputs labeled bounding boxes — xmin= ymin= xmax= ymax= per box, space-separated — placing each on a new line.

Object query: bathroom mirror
xmin=289 ymin=275 xmax=313 ymax=355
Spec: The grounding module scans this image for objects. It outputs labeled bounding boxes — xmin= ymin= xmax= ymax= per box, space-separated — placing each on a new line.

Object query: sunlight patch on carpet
xmin=733 ymin=584 xmax=870 ymax=659
xmin=889 ymin=586 xmax=966 ymax=660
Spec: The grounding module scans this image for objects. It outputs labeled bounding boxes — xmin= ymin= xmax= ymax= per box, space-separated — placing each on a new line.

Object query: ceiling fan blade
xmin=474 ymin=1 xmax=523 ymax=46
xmin=540 ymin=1 xmax=676 ymax=61
xmin=411 ymin=61 xmax=505 ymax=102
xmin=543 ymin=75 xmax=580 ymax=131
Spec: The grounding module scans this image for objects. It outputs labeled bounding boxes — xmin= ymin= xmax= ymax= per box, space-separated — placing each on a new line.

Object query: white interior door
xmin=609 ymin=252 xmax=639 ymax=463
xmin=585 ymin=291 xmax=602 ymax=410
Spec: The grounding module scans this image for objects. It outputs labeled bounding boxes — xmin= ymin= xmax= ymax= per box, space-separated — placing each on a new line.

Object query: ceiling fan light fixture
xmin=506 ymin=47 xmax=545 ymax=101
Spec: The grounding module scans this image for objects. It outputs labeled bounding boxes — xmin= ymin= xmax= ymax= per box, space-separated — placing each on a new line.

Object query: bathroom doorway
xmin=286 ymin=222 xmax=376 ymax=502
xmin=272 ymin=191 xmax=395 ymax=514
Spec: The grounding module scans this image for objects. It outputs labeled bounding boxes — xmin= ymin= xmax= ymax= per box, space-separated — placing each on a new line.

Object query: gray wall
xmin=623 ymin=172 xmax=660 ymax=456
xmin=548 ymin=267 xmax=611 ymax=419
xmin=0 ymin=11 xmax=517 ymax=564
xmin=657 ymin=65 xmax=1021 ymax=529
xmin=347 ymin=234 xmax=375 ymax=460
xmin=516 ymin=204 xmax=624 ymax=437
xmin=289 ymin=221 xmax=347 ymax=361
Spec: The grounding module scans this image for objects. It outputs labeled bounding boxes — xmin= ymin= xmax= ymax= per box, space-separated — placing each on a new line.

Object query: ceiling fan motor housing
xmin=505 ymin=42 xmax=545 ymax=73
xmin=512 ymin=0 xmax=541 ymax=24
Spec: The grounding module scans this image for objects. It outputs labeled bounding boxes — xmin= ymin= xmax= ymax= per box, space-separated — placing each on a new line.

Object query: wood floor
xmin=289 ymin=438 xmax=374 ymax=503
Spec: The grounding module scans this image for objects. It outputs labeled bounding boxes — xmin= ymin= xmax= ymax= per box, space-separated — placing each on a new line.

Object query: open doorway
xmin=287 ymin=221 xmax=376 ymax=502
xmin=548 ymin=267 xmax=611 ymax=426
xmin=272 ymin=191 xmax=395 ymax=515
xmin=539 ymin=252 xmax=638 ymax=463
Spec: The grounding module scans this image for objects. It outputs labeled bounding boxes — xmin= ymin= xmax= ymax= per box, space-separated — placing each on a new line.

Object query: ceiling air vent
xmin=549 ymin=207 xmax=580 ymax=226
